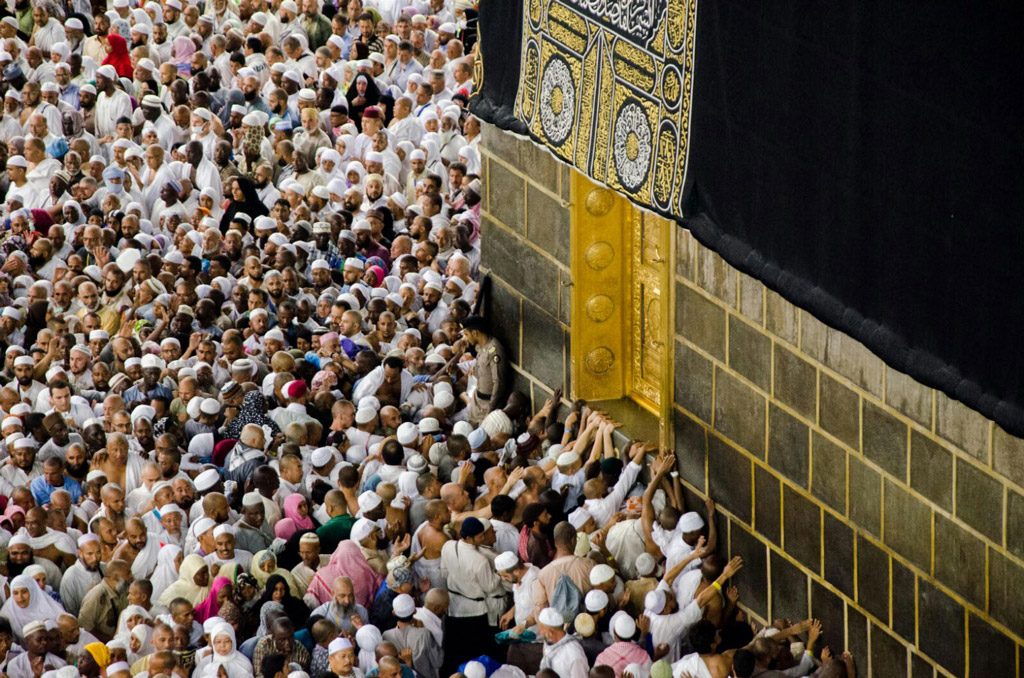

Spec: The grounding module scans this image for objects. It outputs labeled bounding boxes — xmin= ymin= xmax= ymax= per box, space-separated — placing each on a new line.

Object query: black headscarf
xmin=345 ymin=73 xmax=381 ymax=130
xmin=219 ymin=176 xmax=269 ymax=233
xmin=258 ymin=574 xmax=310 ymax=628
xmin=223 ymin=390 xmax=280 ymax=440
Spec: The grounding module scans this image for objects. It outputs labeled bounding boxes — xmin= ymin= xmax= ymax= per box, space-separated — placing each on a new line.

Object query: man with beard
xmin=141 ymin=95 xmax=177 ymax=151
xmin=21 ymin=506 xmax=76 ymax=570
xmin=78 ymin=559 xmax=132 ymax=642
xmin=0 ymin=437 xmax=42 ymax=495
xmin=292 ymin=532 xmax=329 ymax=596
xmin=11 ymin=354 xmax=44 ymax=406
xmin=254 ymin=162 xmax=281 ymax=209
xmin=311 ymin=575 xmax=368 ymax=634
xmin=66 ymin=344 xmax=94 ymax=391
xmin=99 ymin=265 xmax=131 ymax=333
xmin=123 ymin=355 xmax=172 ymax=407
xmin=60 ymin=533 xmax=104 ymax=616
xmin=204 ymin=524 xmax=253 ymax=574
xmin=353 ymin=219 xmax=390 ymax=263
xmin=30 ymin=456 xmax=83 ymax=507
xmin=94 ymin=65 xmax=132 ymax=143
xmin=37 ymin=412 xmax=83 ymax=462
xmin=418 ymin=282 xmax=448 ymax=335
xmin=234 ymin=491 xmax=275 ymax=554
xmin=112 ymin=517 xmax=161 ymax=581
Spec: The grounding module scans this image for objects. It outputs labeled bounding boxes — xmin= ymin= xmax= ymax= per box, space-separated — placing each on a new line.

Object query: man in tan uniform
xmin=460 ymin=316 xmax=507 ymax=425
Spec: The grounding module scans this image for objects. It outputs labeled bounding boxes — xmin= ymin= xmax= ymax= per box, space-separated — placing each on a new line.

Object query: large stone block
xmin=481 ymin=218 xmax=560 ymax=315
xmin=819 ymin=373 xmax=860 ymax=450
xmin=783 ymin=486 xmax=821 ymax=573
xmin=677 ymin=284 xmax=726 ymax=361
xmin=885 ymin=366 xmax=934 ymax=429
xmin=728 ymin=315 xmax=770 ymax=391
xmin=696 ymin=246 xmax=737 ymax=308
xmin=989 ymin=549 xmax=1024 ymax=632
xmin=883 ymin=479 xmax=931 ymax=571
xmin=993 ymin=423 xmax=1024 ymax=487
xmin=890 ymin=558 xmax=915 ymax=641
xmin=917 ymin=579 xmax=965 ymax=677
xmin=870 ymin=624 xmax=909 ymax=678
xmin=811 ymin=432 xmax=846 ymax=513
xmin=846 ymin=607 xmax=869 ymax=668
xmin=674 ymin=408 xmax=707 ymax=491
xmin=1008 ymin=489 xmax=1024 ymax=559
xmin=933 ymin=514 xmax=985 ymax=610
xmin=770 ymin=550 xmax=808 ymax=623
xmin=519 ymin=141 xmax=563 ymax=194
xmin=766 ymin=290 xmax=800 ymax=346
xmin=675 ymin=228 xmax=698 ymax=282
xmin=773 ymin=344 xmax=817 ymax=419
xmin=822 ymin=512 xmax=855 ymax=598
xmin=754 ymin=466 xmax=780 ymax=545
xmin=768 ymin=404 xmax=809 ymax=488
xmin=935 ymin=391 xmax=989 ymax=461
xmin=708 ymin=436 xmax=752 ymax=524
xmin=674 ymin=339 xmax=713 ymax=424
xmin=729 ymin=523 xmax=768 ymax=619
xmin=713 ymin=369 xmax=766 ymax=459
xmin=909 ymin=431 xmax=953 ymax=511
xmin=955 ymin=459 xmax=1003 ymax=543
xmin=525 ymin=184 xmax=569 ymax=263
xmin=910 ymin=652 xmax=934 ymax=677
xmin=821 ymin=327 xmax=885 ymax=399
xmin=856 ymin=535 xmax=889 ymax=623
xmin=487 ymin=277 xmax=522 ymax=365
xmin=738 ymin=272 xmax=764 ymax=324
xmin=848 ymin=455 xmax=882 ymax=537
xmin=519 ymin=301 xmax=566 ymax=390
xmin=968 ymin=614 xmax=1017 ymax=678
xmin=810 ymin=580 xmax=846 ymax=651
xmin=799 ymin=310 xmax=829 ymax=363
xmin=486 ymin=160 xmax=526 ymax=233
xmin=862 ymin=400 xmax=908 ymax=480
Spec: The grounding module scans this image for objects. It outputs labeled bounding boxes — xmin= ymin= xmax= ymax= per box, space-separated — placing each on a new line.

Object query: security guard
xmin=461 ymin=315 xmax=507 ymax=425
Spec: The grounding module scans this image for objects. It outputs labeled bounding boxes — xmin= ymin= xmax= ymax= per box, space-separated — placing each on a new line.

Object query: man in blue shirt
xmin=31 ymin=456 xmax=84 ymax=506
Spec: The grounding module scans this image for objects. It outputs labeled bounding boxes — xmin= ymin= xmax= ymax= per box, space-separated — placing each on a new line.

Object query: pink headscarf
xmin=273 ymin=494 xmax=315 ymax=541
xmin=305 ymin=541 xmax=382 ymax=608
xmin=365 ymin=265 xmax=386 ymax=287
xmin=170 ymin=35 xmax=197 ymax=75
xmin=193 ymin=576 xmax=232 ymax=623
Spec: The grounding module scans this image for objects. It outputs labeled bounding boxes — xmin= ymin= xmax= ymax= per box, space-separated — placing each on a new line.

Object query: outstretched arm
xmin=695 ymin=556 xmax=743 ymax=609
xmin=642 ymin=452 xmax=675 ymax=555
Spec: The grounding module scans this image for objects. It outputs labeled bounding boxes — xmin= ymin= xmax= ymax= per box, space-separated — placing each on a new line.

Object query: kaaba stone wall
xmin=480 ymin=124 xmax=1024 ymax=678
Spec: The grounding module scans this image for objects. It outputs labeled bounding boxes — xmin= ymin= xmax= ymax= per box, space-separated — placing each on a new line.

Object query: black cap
xmin=462 ymin=315 xmax=489 ymax=333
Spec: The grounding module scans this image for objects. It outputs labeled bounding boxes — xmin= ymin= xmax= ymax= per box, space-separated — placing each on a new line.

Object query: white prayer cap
xmin=66 ymin=17 xmax=84 ymax=30
xmin=311 ymin=259 xmax=330 ymax=271
xmin=433 ymin=391 xmax=455 ymax=409
xmin=1 ymin=417 xmax=20 ymax=429
xmin=96 ymin=64 xmax=118 ymax=80
xmin=452 ymin=421 xmax=473 ymax=438
xmin=193 ymin=517 xmax=216 ymax=536
xmin=464 ymin=662 xmax=486 ymax=678
xmin=107 ymin=662 xmax=131 ymax=676
xmin=140 ymin=354 xmax=165 ymax=370
xmin=538 ymin=607 xmax=564 ymax=627
xmin=6 ymin=156 xmax=27 ymax=169
xmin=406 ymin=454 xmax=428 ymax=474
xmin=78 ymin=533 xmax=100 ymax=548
xmin=41 ymin=82 xmax=59 ymax=94
xmin=556 ymin=451 xmax=580 ymax=467
xmin=194 ymin=468 xmax=220 ymax=491
xmin=9 ymin=404 xmax=30 ymax=417
xmin=242 ymin=492 xmax=263 ymax=507
xmin=678 ymin=511 xmax=705 ymax=532
xmin=131 ymin=405 xmax=156 ymax=425
xmin=546 ymin=443 xmax=565 ymax=459
xmin=213 ymin=524 xmax=236 ymax=538
xmin=329 ymin=637 xmax=353 ymax=654
xmin=352 ymin=219 xmax=372 ymax=232
xmin=8 ymin=534 xmax=30 ymax=548
xmin=590 ymin=563 xmax=615 ymax=586
xmin=355 ymin=407 xmax=376 ymax=425
xmin=357 ymin=491 xmax=382 ymax=514
xmin=635 ymin=552 xmax=657 ymax=577
xmin=612 ymin=610 xmax=637 ymax=639
xmin=22 ymin=620 xmax=46 ymax=637
xmin=13 ymin=437 xmax=35 ymax=450
xmin=567 ymin=508 xmax=593 ymax=530
xmin=494 ymin=551 xmax=518 ymax=572
xmin=203 ymin=617 xmax=225 ymax=633
xmin=392 ymin=593 xmax=415 ymax=618
xmin=193 ymin=107 xmax=212 ymax=121
xmin=13 ymin=355 xmax=33 ymax=367
xmin=467 ymin=427 xmax=487 ymax=450
xmin=350 ymin=517 xmax=376 ymax=543
xmin=264 ymin=328 xmax=285 ymax=343
xmin=200 ymin=398 xmax=221 ymax=415
xmin=311 ymin=447 xmax=333 ymax=467
xmin=644 ymin=589 xmax=666 ymax=614
xmin=89 ymin=330 xmax=110 ymax=341
xmin=396 ymin=422 xmax=418 ymax=446
xmin=585 ymin=589 xmax=609 ymax=613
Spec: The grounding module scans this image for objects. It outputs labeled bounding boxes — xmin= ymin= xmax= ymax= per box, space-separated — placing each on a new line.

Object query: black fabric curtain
xmin=472 ymin=0 xmax=1024 ymax=436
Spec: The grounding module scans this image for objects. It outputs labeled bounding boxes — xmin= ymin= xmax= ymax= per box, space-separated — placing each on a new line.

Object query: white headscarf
xmin=196 ymin=623 xmax=253 ymax=678
xmin=150 ymin=543 xmax=183 ymax=602
xmin=0 ymin=574 xmax=67 ymax=641
xmin=355 ymin=624 xmax=383 ymax=673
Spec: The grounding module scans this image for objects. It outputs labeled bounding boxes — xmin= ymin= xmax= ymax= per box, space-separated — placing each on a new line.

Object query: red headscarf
xmin=102 ymin=33 xmax=134 ymax=79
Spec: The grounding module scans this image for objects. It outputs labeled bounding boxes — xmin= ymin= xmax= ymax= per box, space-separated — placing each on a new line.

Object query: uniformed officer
xmin=460 ymin=315 xmax=507 ymax=425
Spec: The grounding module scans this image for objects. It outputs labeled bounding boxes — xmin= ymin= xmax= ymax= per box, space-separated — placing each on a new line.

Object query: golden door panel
xmin=629 ymin=210 xmax=671 ymax=412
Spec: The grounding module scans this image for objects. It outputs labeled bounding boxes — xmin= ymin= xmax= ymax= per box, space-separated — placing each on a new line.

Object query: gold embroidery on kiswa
xmin=514 ymin=0 xmax=698 ymax=215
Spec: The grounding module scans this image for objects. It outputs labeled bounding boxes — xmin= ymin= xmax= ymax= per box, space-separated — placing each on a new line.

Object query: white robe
xmin=95 ymin=90 xmax=133 ymax=138
xmin=59 ymin=560 xmax=102 ymax=616
xmin=130 ymin=532 xmax=163 ymax=580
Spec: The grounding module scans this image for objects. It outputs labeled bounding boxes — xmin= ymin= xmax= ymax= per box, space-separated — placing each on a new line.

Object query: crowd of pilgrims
xmin=0 ymin=0 xmax=862 ymax=676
